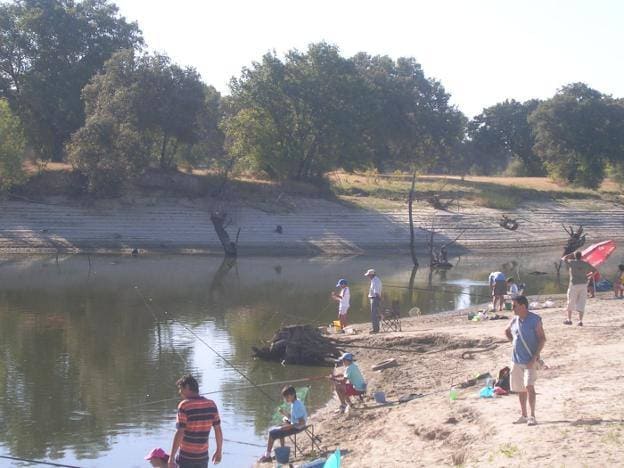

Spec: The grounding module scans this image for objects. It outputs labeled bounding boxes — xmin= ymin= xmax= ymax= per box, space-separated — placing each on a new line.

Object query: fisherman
xmin=258 ymin=386 xmax=307 ymax=463
xmin=365 ymin=269 xmax=382 ymax=333
xmin=169 ymin=375 xmax=223 ymax=468
xmin=145 ymin=448 xmax=169 ymax=468
xmin=331 ymin=279 xmax=350 ymax=329
xmin=505 ymin=295 xmax=546 ymax=426
xmin=562 ymin=251 xmax=597 ymax=326
xmin=329 ymin=352 xmax=367 ymax=414
xmin=489 ymin=271 xmax=506 ymax=311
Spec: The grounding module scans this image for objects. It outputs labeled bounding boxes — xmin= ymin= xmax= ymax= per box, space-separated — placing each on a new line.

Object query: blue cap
xmin=336 ymin=279 xmax=348 ymax=287
xmin=335 ymin=352 xmax=354 ymax=362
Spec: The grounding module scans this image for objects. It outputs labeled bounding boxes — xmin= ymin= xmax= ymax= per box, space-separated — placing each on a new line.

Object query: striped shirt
xmin=176 ymin=397 xmax=221 ymax=462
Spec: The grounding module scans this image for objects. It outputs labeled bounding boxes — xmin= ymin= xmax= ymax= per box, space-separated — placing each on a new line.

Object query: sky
xmin=112 ymin=0 xmax=624 ymax=117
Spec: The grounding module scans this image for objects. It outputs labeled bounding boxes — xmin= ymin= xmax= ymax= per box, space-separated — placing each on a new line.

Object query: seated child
xmin=259 ymin=386 xmax=307 ymax=463
xmin=329 ymin=352 xmax=367 ymax=414
xmin=506 ymin=277 xmax=519 ymax=298
xmin=144 ymin=448 xmax=169 ymax=468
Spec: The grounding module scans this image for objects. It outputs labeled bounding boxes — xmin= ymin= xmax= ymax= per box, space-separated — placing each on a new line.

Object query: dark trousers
xmin=370 ymin=297 xmax=380 ymax=332
xmin=176 ymin=456 xmax=208 ymax=468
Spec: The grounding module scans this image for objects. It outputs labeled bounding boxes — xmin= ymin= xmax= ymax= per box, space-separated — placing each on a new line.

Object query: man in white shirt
xmin=365 ymin=269 xmax=382 ymax=333
xmin=331 ymin=279 xmax=350 ymax=329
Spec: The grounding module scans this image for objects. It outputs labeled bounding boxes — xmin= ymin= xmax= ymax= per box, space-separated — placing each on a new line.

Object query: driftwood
xmin=252 ymin=325 xmax=342 ymax=365
xmin=562 ymin=225 xmax=586 ymax=256
xmin=499 ymin=215 xmax=519 ymax=231
xmin=210 ymin=211 xmax=240 ymax=257
xmin=421 ymin=218 xmax=465 ymax=269
xmin=423 ymin=194 xmax=456 ymax=211
xmin=407 ymin=172 xmax=418 ymax=266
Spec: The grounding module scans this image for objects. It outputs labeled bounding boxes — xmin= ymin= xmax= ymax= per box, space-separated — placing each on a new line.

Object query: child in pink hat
xmin=145 ymin=448 xmax=169 ymax=467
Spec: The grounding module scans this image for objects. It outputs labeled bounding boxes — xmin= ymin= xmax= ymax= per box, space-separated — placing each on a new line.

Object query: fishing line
xmin=0 ymin=455 xmax=82 ymax=468
xmin=134 ymin=286 xmax=276 ymax=403
xmin=114 ymin=376 xmax=328 ymax=412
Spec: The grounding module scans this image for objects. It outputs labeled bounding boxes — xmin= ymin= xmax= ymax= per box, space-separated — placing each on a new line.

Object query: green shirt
xmin=566 ymin=259 xmax=594 ymax=285
xmin=344 ymin=363 xmax=366 ymax=392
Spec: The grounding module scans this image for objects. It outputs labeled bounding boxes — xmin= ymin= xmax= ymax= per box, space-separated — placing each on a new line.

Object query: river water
xmin=0 ymin=251 xmax=620 ymax=467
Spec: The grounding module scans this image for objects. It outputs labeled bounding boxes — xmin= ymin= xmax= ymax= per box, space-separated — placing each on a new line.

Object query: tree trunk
xmin=159 ymin=133 xmax=170 ymax=169
xmin=210 ymin=211 xmax=238 ymax=257
xmin=408 ymin=172 xmax=418 ymax=266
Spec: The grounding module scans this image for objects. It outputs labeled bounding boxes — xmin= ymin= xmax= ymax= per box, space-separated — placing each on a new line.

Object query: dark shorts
xmin=345 ymin=383 xmax=365 ymax=397
xmin=493 ymin=280 xmax=506 ymax=296
xmin=176 ymin=455 xmax=208 ymax=468
xmin=269 ymin=426 xmax=303 ymax=439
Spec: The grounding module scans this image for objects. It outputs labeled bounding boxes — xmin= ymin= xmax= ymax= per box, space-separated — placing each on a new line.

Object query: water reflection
xmin=0 ymin=251 xmax=621 ymax=466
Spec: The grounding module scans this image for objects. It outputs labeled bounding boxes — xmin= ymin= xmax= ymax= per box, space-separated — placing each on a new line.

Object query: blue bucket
xmin=275 ymin=446 xmax=291 ymax=464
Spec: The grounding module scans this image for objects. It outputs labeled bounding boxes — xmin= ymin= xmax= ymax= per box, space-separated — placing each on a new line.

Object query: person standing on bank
xmin=169 ymin=375 xmax=223 ymax=468
xmin=365 ymin=269 xmax=382 ymax=333
xmin=331 ymin=279 xmax=350 ymax=329
xmin=505 ymin=295 xmax=546 ymax=427
xmin=562 ymin=251 xmax=597 ymax=326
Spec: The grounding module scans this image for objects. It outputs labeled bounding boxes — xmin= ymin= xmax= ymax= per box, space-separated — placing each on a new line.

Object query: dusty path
xmin=294 ymin=294 xmax=624 ymax=467
xmin=1 ymin=195 xmax=623 ymax=255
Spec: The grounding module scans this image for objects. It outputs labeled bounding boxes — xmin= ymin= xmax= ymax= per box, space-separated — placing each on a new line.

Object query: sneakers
xmin=563 ymin=320 xmax=572 ymax=325
xmin=577 ymin=321 xmax=583 ymax=326
xmin=334 ymin=404 xmax=347 ymax=414
xmin=527 ymin=416 xmax=538 ymax=426
xmin=513 ymin=416 xmax=527 ymax=424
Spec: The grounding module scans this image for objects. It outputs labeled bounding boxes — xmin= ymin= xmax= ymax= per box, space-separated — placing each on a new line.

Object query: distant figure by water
xmin=365 ymin=269 xmax=382 ymax=333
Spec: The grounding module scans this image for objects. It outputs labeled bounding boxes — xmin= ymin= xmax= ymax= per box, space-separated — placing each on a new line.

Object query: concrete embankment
xmin=1 ymin=195 xmax=623 ymax=255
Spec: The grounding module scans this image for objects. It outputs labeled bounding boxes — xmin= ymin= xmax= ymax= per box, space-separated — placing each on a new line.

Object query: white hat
xmin=364 ymin=269 xmax=376 ymax=276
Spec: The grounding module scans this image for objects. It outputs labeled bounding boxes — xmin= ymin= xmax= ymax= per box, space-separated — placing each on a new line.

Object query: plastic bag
xmin=479 ymin=386 xmax=494 ymax=398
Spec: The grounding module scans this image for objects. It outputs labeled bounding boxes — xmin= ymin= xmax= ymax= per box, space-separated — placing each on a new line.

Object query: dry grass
xmin=328 ymin=171 xmax=619 ymax=210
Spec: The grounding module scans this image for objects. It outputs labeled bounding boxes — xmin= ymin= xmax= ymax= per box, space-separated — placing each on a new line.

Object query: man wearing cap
xmin=329 ymin=353 xmax=367 ymax=414
xmin=365 ymin=269 xmax=382 ymax=333
xmin=331 ymin=279 xmax=350 ymax=329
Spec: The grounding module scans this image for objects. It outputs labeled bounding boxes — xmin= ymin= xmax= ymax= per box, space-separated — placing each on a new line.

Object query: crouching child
xmin=329 ymin=352 xmax=367 ymax=414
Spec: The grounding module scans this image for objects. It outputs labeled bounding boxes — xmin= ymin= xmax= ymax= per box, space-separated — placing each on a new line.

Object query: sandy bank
xmin=1 ymin=195 xmax=624 ymax=255
xmin=292 ymin=293 xmax=624 ymax=467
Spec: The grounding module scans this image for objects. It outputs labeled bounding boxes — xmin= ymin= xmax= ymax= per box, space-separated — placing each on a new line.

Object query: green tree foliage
xmin=352 ymin=54 xmax=466 ymax=172
xmin=225 ymin=43 xmax=370 ymax=181
xmin=529 ymin=83 xmax=624 ymax=188
xmin=466 ymin=99 xmax=544 ymax=176
xmin=0 ymin=0 xmax=142 ymax=162
xmin=68 ymin=50 xmax=215 ymax=193
xmin=0 ymin=98 xmax=26 ymax=191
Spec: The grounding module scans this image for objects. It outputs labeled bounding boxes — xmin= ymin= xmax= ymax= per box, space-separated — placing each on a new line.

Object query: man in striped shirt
xmin=169 ymin=375 xmax=223 ymax=468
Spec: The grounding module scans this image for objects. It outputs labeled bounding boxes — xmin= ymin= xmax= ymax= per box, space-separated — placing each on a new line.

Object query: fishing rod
xmin=120 ymin=375 xmax=329 ymax=412
xmin=135 ymin=286 xmax=278 ymax=404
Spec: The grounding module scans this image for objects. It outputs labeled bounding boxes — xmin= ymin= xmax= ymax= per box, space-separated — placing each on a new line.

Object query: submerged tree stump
xmin=252 ymin=325 xmax=342 ymax=365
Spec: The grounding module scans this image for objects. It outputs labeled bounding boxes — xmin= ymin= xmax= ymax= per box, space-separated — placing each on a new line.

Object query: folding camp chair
xmin=289 ymin=424 xmax=322 ymax=457
xmin=380 ymin=300 xmax=401 ymax=332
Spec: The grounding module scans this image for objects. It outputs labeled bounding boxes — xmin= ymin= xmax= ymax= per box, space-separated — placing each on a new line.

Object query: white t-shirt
xmin=338 ymin=287 xmax=350 ymax=315
xmin=368 ymin=276 xmax=382 ymax=298
xmin=508 ymin=283 xmax=519 ymax=296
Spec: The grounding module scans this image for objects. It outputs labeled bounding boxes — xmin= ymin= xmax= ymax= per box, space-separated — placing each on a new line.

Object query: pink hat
xmin=145 ymin=448 xmax=169 ymax=461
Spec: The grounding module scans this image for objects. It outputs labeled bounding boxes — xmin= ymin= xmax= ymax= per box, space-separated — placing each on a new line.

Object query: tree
xmin=0 ymin=0 xmax=142 ymax=162
xmin=68 ymin=50 xmax=212 ymax=193
xmin=529 ymin=83 xmax=624 ymax=188
xmin=0 ymin=98 xmax=25 ymax=191
xmin=466 ymin=99 xmax=544 ymax=176
xmin=225 ymin=43 xmax=370 ymax=181
xmin=133 ymin=54 xmax=206 ymax=169
xmin=352 ymin=54 xmax=466 ymax=173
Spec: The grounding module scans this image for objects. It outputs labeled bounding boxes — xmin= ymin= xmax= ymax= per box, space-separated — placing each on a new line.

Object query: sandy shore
xmin=1 ymin=195 xmax=624 ymax=255
xmin=289 ymin=293 xmax=624 ymax=467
